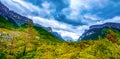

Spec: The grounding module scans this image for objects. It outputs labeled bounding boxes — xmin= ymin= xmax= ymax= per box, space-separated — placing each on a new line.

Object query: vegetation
xmin=82 ymin=27 xmax=120 ymax=40
xmin=0 ymin=15 xmax=15 ymax=29
xmin=0 ymin=16 xmax=120 ymax=59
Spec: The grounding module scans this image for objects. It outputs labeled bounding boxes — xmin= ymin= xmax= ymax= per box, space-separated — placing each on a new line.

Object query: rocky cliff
xmin=0 ymin=2 xmax=33 ymax=26
xmin=90 ymin=22 xmax=120 ymax=30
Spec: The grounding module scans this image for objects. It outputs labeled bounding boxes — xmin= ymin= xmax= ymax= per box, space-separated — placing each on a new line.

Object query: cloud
xmin=63 ymin=0 xmax=120 ymax=23
xmin=1 ymin=0 xmax=55 ymax=18
xmin=28 ymin=16 xmax=89 ymax=41
xmin=95 ymin=16 xmax=120 ymax=25
xmin=60 ymin=0 xmax=106 ymax=25
xmin=1 ymin=0 xmax=41 ymax=16
xmin=42 ymin=1 xmax=50 ymax=9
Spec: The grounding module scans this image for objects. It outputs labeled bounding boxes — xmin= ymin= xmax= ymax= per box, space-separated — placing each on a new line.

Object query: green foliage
xmin=0 ymin=15 xmax=15 ymax=29
xmin=0 ymin=15 xmax=120 ymax=59
xmin=34 ymin=26 xmax=62 ymax=43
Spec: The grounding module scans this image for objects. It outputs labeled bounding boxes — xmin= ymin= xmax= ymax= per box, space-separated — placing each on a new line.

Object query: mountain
xmin=63 ymin=36 xmax=74 ymax=42
xmin=1 ymin=15 xmax=120 ymax=58
xmin=1 ymin=15 xmax=120 ymax=59
xmin=0 ymin=1 xmax=33 ymax=26
xmin=80 ymin=22 xmax=120 ymax=40
xmin=1 ymin=1 xmax=120 ymax=59
xmin=52 ymin=32 xmax=64 ymax=41
xmin=44 ymin=27 xmax=64 ymax=40
xmin=0 ymin=1 xmax=62 ymax=42
xmin=0 ymin=1 xmax=64 ymax=42
xmin=34 ymin=24 xmax=64 ymax=41
xmin=0 ymin=14 xmax=62 ymax=42
xmin=42 ymin=27 xmax=64 ymax=41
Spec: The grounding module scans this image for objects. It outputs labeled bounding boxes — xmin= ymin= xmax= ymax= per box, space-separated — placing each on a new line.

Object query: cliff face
xmin=90 ymin=22 xmax=120 ymax=30
xmin=0 ymin=2 xmax=33 ymax=26
xmin=80 ymin=22 xmax=120 ymax=40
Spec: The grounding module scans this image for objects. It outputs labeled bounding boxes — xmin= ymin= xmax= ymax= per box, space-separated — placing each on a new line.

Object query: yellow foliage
xmin=1 ymin=28 xmax=120 ymax=59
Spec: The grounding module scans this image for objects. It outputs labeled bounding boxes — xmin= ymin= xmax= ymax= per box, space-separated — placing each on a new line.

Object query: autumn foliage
xmin=106 ymin=30 xmax=118 ymax=43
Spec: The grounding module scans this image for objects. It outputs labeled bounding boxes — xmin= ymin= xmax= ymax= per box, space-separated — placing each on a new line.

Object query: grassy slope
xmin=34 ymin=26 xmax=62 ymax=43
xmin=0 ymin=15 xmax=120 ymax=59
xmin=0 ymin=15 xmax=15 ymax=29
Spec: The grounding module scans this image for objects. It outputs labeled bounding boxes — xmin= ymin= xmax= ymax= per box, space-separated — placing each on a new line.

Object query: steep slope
xmin=44 ymin=27 xmax=64 ymax=41
xmin=0 ymin=15 xmax=62 ymax=43
xmin=0 ymin=15 xmax=15 ymax=29
xmin=52 ymin=32 xmax=64 ymax=41
xmin=80 ymin=22 xmax=120 ymax=40
xmin=34 ymin=26 xmax=63 ymax=43
xmin=0 ymin=1 xmax=33 ymax=26
xmin=34 ymin=24 xmax=64 ymax=41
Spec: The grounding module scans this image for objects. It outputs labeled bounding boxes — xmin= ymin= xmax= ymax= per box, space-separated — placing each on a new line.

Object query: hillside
xmin=80 ymin=23 xmax=120 ymax=40
xmin=80 ymin=28 xmax=120 ymax=40
xmin=0 ymin=15 xmax=15 ymax=29
xmin=0 ymin=15 xmax=62 ymax=43
xmin=0 ymin=15 xmax=120 ymax=59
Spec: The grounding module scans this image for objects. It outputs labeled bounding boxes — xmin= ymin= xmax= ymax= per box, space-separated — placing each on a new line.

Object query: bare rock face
xmin=79 ymin=22 xmax=120 ymax=40
xmin=0 ymin=2 xmax=33 ymax=26
xmin=90 ymin=22 xmax=120 ymax=30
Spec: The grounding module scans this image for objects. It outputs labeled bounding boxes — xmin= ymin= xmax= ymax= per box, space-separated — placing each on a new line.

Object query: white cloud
xmin=1 ymin=0 xmax=41 ymax=16
xmin=1 ymin=0 xmax=90 ymax=40
xmin=64 ymin=0 xmax=109 ymax=22
xmin=1 ymin=0 xmax=53 ymax=17
xmin=42 ymin=1 xmax=50 ymax=9
xmin=83 ymin=14 xmax=100 ymax=21
xmin=28 ymin=16 xmax=89 ymax=41
xmin=95 ymin=16 xmax=120 ymax=25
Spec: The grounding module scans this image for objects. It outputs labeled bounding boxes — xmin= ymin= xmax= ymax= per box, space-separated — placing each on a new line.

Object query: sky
xmin=1 ymin=0 xmax=120 ymax=41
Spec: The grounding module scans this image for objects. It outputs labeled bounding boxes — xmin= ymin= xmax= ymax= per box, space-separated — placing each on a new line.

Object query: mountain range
xmin=1 ymin=0 xmax=120 ymax=59
xmin=0 ymin=1 xmax=64 ymax=41
xmin=1 ymin=1 xmax=120 ymax=41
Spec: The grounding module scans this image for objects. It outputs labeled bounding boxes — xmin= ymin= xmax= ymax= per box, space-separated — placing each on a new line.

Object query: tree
xmin=9 ymin=36 xmax=14 ymax=55
xmin=106 ymin=30 xmax=118 ymax=43
xmin=23 ymin=20 xmax=36 ymax=55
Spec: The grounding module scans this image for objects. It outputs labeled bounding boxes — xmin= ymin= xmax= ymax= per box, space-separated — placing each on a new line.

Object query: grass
xmin=0 ymin=15 xmax=120 ymax=59
xmin=0 ymin=26 xmax=120 ymax=59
